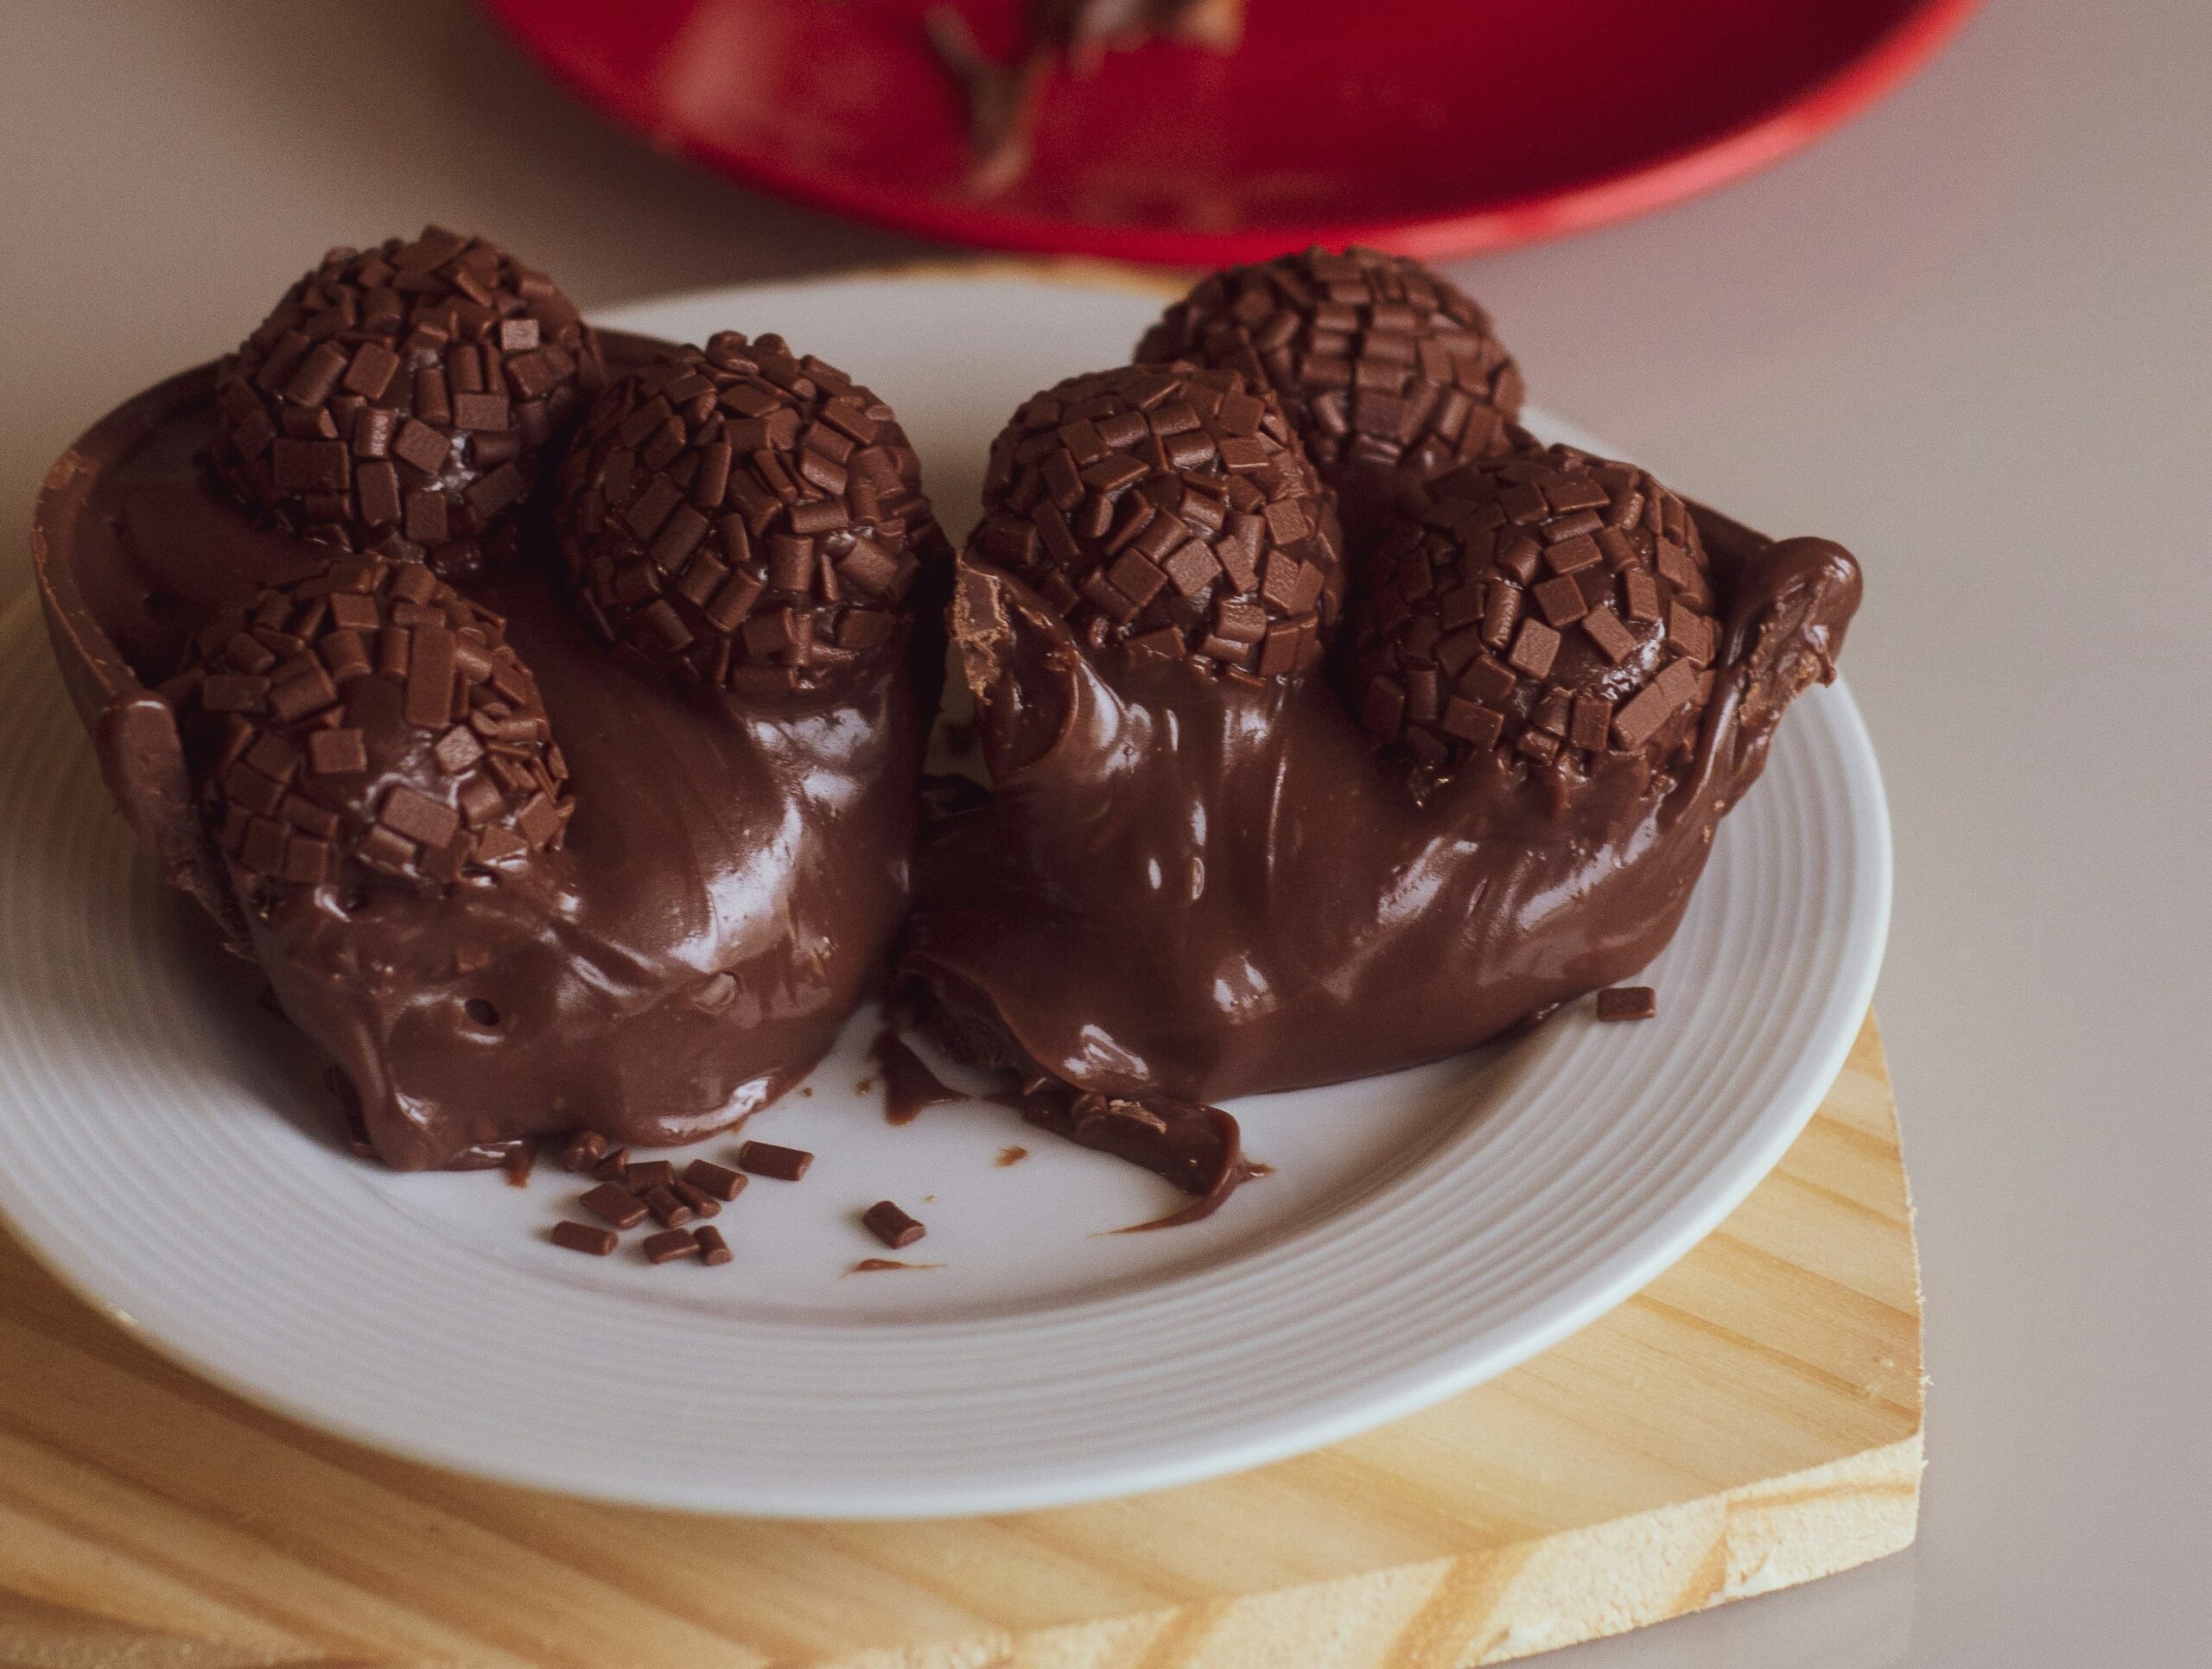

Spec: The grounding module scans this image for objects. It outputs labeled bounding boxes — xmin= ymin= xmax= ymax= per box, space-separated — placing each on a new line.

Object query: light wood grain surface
xmin=0 ymin=1017 xmax=1919 ymax=1669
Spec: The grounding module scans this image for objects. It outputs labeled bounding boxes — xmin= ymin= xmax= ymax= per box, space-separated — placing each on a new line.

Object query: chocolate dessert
xmin=37 ymin=234 xmax=1859 ymax=1234
xmin=1135 ymin=247 xmax=1526 ymax=539
xmin=902 ymin=251 xmax=1861 ymax=1213
xmin=34 ymin=230 xmax=950 ymax=1172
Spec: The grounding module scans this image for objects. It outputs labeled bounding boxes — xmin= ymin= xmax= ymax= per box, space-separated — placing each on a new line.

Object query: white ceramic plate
xmin=0 ymin=272 xmax=1889 ymax=1517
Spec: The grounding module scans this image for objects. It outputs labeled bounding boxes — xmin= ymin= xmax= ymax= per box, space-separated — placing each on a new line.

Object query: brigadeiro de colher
xmin=34 ymin=228 xmax=949 ymax=1172
xmin=208 ymin=229 xmax=601 ymax=574
xmin=901 ymin=250 xmax=1862 ymax=1215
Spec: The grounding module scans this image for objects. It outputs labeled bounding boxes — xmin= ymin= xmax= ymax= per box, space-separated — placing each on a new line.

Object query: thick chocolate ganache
xmin=35 ymin=247 xmax=948 ymax=1171
xmin=903 ymin=346 xmax=1860 ymax=1208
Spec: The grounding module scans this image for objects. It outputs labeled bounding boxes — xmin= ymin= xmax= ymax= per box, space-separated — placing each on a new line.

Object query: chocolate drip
xmin=872 ymin=1025 xmax=962 ymax=1126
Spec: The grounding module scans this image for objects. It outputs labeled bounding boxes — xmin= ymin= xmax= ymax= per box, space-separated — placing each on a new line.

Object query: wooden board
xmin=0 ymin=1015 xmax=1920 ymax=1669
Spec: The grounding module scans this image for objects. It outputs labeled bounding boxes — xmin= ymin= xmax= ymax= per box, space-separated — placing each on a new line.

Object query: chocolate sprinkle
xmin=695 ymin=1224 xmax=734 ymax=1266
xmin=642 ymin=1184 xmax=694 ymax=1228
xmin=642 ymin=1228 xmax=700 ymax=1264
xmin=550 ymin=1220 xmax=617 ymax=1256
xmin=735 ymin=1140 xmax=812 ymax=1181
xmin=681 ymin=1158 xmax=746 ymax=1202
xmin=1595 ymin=985 xmax=1658 ymax=1021
xmin=671 ymin=1179 xmax=721 ymax=1218
xmin=861 ymin=1199 xmax=927 ymax=1250
xmin=580 ymin=1182 xmax=648 ymax=1229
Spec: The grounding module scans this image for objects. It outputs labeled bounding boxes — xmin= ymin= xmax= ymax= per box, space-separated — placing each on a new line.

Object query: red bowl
xmin=481 ymin=0 xmax=1980 ymax=265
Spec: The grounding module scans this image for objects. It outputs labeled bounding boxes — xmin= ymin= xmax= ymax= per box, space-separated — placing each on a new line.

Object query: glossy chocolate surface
xmin=906 ymin=509 xmax=1859 ymax=1115
xmin=35 ymin=335 xmax=932 ymax=1170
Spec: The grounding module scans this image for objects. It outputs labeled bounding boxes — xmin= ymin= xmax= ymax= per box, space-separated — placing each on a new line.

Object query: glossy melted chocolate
xmin=905 ymin=512 xmax=1859 ymax=1198
xmin=35 ymin=336 xmax=931 ymax=1171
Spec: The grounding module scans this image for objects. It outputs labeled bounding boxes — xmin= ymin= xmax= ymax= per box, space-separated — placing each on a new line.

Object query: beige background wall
xmin=2 ymin=3 xmax=2205 ymax=1664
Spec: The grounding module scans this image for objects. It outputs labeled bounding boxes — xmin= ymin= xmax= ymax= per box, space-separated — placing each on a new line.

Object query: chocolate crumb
xmin=995 ymin=1145 xmax=1030 ymax=1166
xmin=846 ymin=1258 xmax=942 ymax=1274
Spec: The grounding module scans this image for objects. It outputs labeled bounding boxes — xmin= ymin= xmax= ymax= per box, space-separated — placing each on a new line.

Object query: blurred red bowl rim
xmin=480 ymin=0 xmax=1982 ymax=266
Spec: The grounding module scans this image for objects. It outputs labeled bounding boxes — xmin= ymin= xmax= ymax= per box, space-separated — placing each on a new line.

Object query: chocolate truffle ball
xmin=209 ymin=227 xmax=600 ymax=566
xmin=167 ymin=553 xmax=572 ymax=900
xmin=1135 ymin=248 xmax=1523 ymax=522
xmin=969 ymin=362 xmax=1342 ymax=677
xmin=556 ymin=331 xmax=947 ymax=695
xmin=1348 ymin=444 xmax=1721 ymax=782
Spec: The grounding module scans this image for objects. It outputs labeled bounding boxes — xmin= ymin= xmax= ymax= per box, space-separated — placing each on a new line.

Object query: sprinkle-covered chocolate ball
xmin=210 ymin=227 xmax=601 ymax=566
xmin=556 ymin=331 xmax=946 ymax=695
xmin=163 ymin=554 xmax=572 ymax=900
xmin=1135 ymin=248 xmax=1523 ymax=522
xmin=969 ymin=362 xmax=1342 ymax=678
xmin=1348 ymin=444 xmax=1720 ymax=783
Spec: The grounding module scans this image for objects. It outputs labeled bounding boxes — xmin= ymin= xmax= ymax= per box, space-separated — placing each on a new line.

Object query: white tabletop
xmin=2 ymin=3 xmax=2204 ymax=1664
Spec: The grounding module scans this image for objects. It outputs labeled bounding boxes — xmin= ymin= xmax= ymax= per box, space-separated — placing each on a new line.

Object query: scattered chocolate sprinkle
xmin=642 ymin=1228 xmax=700 ymax=1264
xmin=550 ymin=1220 xmax=617 ymax=1256
xmin=861 ymin=1200 xmax=926 ymax=1250
xmin=501 ymin=1137 xmax=537 ymax=1188
xmin=580 ymin=1182 xmax=648 ymax=1229
xmin=695 ymin=1225 xmax=734 ymax=1266
xmin=642 ymin=1184 xmax=693 ymax=1227
xmin=995 ymin=1144 xmax=1030 ymax=1167
xmin=1595 ymin=986 xmax=1657 ymax=1021
xmin=671 ymin=1179 xmax=721 ymax=1218
xmin=592 ymin=1145 xmax=631 ymax=1185
xmin=681 ymin=1158 xmax=746 ymax=1202
xmin=626 ymin=1159 xmax=676 ymax=1193
xmin=846 ymin=1258 xmax=942 ymax=1273
xmin=735 ymin=1140 xmax=812 ymax=1181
